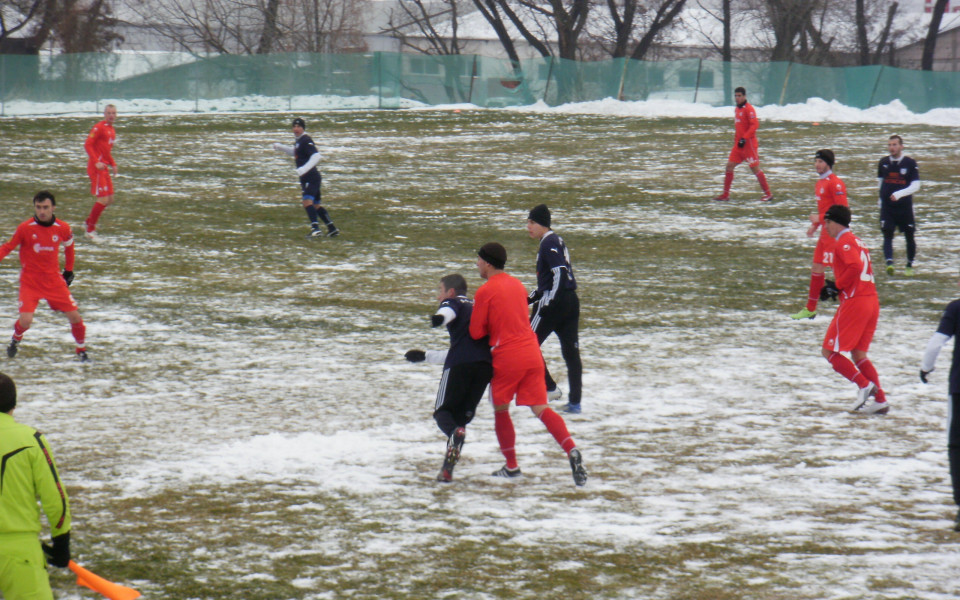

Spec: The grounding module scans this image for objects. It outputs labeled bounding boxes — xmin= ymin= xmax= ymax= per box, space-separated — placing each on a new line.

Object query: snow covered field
xmin=1 ymin=101 xmax=959 ymax=599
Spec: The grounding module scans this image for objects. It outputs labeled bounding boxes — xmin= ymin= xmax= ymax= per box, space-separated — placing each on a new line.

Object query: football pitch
xmin=1 ymin=109 xmax=959 ymax=599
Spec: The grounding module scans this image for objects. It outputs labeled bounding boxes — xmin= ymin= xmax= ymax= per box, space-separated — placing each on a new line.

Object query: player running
xmin=0 ymin=373 xmax=73 ymax=600
xmin=920 ymin=272 xmax=960 ymax=532
xmin=405 ymin=274 xmax=493 ymax=482
xmin=272 ymin=117 xmax=340 ymax=238
xmin=0 ymin=192 xmax=89 ymax=362
xmin=469 ymin=242 xmax=586 ymax=486
xmin=526 ymin=204 xmax=583 ymax=414
xmin=791 ymin=149 xmax=849 ymax=320
xmin=83 ymin=104 xmax=118 ymax=241
xmin=878 ymin=134 xmax=921 ymax=276
xmin=713 ymin=87 xmax=773 ymax=202
xmin=818 ymin=205 xmax=888 ymax=415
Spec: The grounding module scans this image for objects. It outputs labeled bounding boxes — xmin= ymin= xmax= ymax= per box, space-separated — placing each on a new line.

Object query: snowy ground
xmin=0 ymin=102 xmax=959 ymax=599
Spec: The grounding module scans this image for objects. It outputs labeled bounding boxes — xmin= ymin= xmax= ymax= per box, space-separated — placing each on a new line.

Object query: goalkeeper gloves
xmin=737 ymin=138 xmax=746 ymax=148
xmin=62 ymin=270 xmax=74 ymax=286
xmin=405 ymin=350 xmax=426 ymax=363
xmin=431 ymin=314 xmax=444 ymax=328
xmin=819 ymin=279 xmax=839 ymax=302
xmin=42 ymin=532 xmax=70 ymax=568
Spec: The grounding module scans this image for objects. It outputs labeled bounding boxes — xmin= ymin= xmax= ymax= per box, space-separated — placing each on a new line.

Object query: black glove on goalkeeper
xmin=527 ymin=290 xmax=542 ymax=305
xmin=62 ymin=270 xmax=74 ymax=286
xmin=430 ymin=314 xmax=444 ymax=328
xmin=405 ymin=350 xmax=426 ymax=363
xmin=737 ymin=138 xmax=746 ymax=148
xmin=920 ymin=369 xmax=931 ymax=384
xmin=42 ymin=532 xmax=70 ymax=568
xmin=819 ymin=279 xmax=839 ymax=302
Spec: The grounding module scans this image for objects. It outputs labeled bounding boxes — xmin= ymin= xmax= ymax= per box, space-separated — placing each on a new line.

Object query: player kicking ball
xmin=0 ymin=192 xmax=90 ymax=362
xmin=405 ymin=274 xmax=492 ymax=482
xmin=818 ymin=205 xmax=887 ymax=415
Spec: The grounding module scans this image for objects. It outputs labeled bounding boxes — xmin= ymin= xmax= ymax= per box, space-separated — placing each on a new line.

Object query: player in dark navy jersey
xmin=526 ymin=204 xmax=583 ymax=414
xmin=405 ymin=274 xmax=492 ymax=482
xmin=877 ymin=135 xmax=920 ymax=276
xmin=273 ymin=117 xmax=339 ymax=238
xmin=920 ymin=274 xmax=960 ymax=532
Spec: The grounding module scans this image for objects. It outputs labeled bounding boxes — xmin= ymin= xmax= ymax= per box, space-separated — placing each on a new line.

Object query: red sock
xmin=494 ymin=410 xmax=518 ymax=470
xmin=70 ymin=321 xmax=86 ymax=350
xmin=86 ymin=202 xmax=106 ymax=230
xmin=755 ymin=170 xmax=771 ymax=195
xmin=855 ymin=358 xmax=886 ymax=402
xmin=722 ymin=171 xmax=734 ymax=196
xmin=538 ymin=407 xmax=576 ymax=454
xmin=12 ymin=320 xmax=28 ymax=341
xmin=806 ymin=272 xmax=825 ymax=312
xmin=827 ymin=352 xmax=870 ymax=388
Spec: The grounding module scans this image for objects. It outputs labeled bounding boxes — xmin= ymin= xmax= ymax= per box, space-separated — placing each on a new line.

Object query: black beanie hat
xmin=0 ymin=372 xmax=16 ymax=413
xmin=478 ymin=242 xmax=507 ymax=270
xmin=823 ymin=204 xmax=851 ymax=227
xmin=815 ymin=149 xmax=835 ymax=168
xmin=292 ymin=117 xmax=306 ymax=129
xmin=528 ymin=204 xmax=551 ymax=228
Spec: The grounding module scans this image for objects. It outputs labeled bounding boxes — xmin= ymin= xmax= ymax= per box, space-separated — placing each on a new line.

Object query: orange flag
xmin=68 ymin=561 xmax=141 ymax=600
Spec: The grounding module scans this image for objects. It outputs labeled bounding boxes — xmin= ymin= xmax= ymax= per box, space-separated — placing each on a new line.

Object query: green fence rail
xmin=1 ymin=51 xmax=957 ymax=115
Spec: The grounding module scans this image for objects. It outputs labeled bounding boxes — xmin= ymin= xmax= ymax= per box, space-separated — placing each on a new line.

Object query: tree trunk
xmin=257 ymin=0 xmax=282 ymax=54
xmin=855 ymin=0 xmax=869 ymax=65
xmin=722 ymin=0 xmax=732 ymax=105
xmin=872 ymin=2 xmax=898 ymax=65
xmin=922 ymin=0 xmax=948 ymax=71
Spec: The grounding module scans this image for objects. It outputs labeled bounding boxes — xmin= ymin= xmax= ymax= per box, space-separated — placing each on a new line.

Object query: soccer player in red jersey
xmin=83 ymin=104 xmax=118 ymax=241
xmin=469 ymin=242 xmax=586 ymax=486
xmin=0 ymin=192 xmax=89 ymax=362
xmin=818 ymin=205 xmax=887 ymax=415
xmin=714 ymin=87 xmax=773 ymax=202
xmin=791 ymin=149 xmax=849 ymax=320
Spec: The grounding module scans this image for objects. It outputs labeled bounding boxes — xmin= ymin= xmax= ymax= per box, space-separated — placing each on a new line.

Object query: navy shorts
xmin=880 ymin=205 xmax=915 ymax=233
xmin=300 ymin=175 xmax=322 ymax=204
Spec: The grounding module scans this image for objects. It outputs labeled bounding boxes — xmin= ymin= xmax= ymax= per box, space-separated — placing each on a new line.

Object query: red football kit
xmin=470 ymin=272 xmax=547 ymax=407
xmin=813 ymin=172 xmax=848 ymax=266
xmin=0 ymin=218 xmax=77 ymax=313
xmin=85 ymin=119 xmax=116 ymax=198
xmin=728 ymin=101 xmax=760 ymax=167
xmin=823 ymin=229 xmax=879 ymax=354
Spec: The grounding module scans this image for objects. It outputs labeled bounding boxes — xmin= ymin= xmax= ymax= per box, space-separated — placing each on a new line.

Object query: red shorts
xmin=727 ymin=140 xmax=760 ymax=167
xmin=490 ymin=361 xmax=547 ymax=407
xmin=88 ymin=164 xmax=113 ymax=197
xmin=823 ymin=295 xmax=879 ymax=353
xmin=19 ymin=273 xmax=78 ymax=313
xmin=813 ymin=235 xmax=835 ymax=266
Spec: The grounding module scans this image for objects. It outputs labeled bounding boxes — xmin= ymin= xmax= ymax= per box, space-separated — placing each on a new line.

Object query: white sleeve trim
xmin=877 ymin=177 xmax=883 ymax=190
xmin=296 ymin=152 xmax=321 ymax=176
xmin=922 ymin=331 xmax=951 ymax=372
xmin=892 ymin=179 xmax=921 ymax=200
xmin=273 ymin=143 xmax=295 ymax=157
xmin=425 ymin=350 xmax=448 ymax=365
xmin=436 ymin=306 xmax=456 ymax=326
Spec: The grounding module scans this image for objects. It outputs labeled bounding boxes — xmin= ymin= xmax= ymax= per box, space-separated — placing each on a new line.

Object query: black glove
xmin=527 ymin=290 xmax=542 ymax=305
xmin=62 ymin=270 xmax=74 ymax=286
xmin=430 ymin=314 xmax=444 ymax=328
xmin=405 ymin=350 xmax=426 ymax=363
xmin=42 ymin=532 xmax=70 ymax=568
xmin=737 ymin=137 xmax=746 ymax=148
xmin=819 ymin=279 xmax=839 ymax=302
xmin=920 ymin=369 xmax=931 ymax=384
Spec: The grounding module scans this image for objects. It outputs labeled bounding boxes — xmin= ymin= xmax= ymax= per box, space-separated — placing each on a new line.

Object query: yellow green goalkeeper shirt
xmin=0 ymin=412 xmax=71 ymax=538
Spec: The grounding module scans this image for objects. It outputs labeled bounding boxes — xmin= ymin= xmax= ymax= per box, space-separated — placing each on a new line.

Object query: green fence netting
xmin=1 ymin=51 xmax=957 ymax=115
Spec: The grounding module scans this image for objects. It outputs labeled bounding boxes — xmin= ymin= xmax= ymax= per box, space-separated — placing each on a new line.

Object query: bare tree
xmin=763 ymin=0 xmax=819 ymax=62
xmin=601 ymin=0 xmax=688 ymax=60
xmin=922 ymin=0 xmax=948 ymax=70
xmin=1 ymin=0 xmax=122 ymax=53
xmin=381 ymin=0 xmax=466 ymax=55
xmin=128 ymin=0 xmax=367 ymax=55
xmin=855 ymin=0 xmax=898 ymax=66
